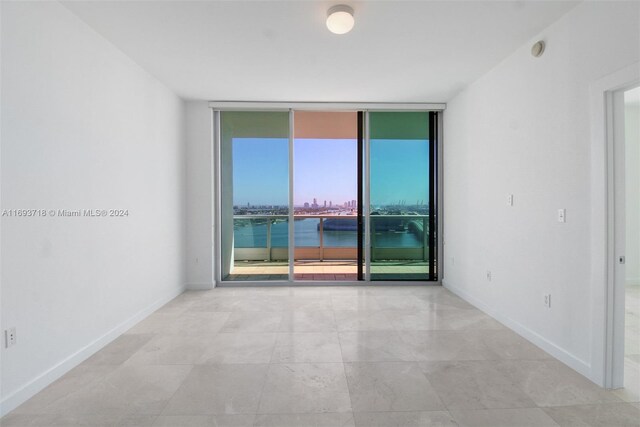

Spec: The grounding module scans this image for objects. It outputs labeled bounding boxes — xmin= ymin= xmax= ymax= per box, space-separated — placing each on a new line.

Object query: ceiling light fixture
xmin=326 ymin=5 xmax=355 ymax=35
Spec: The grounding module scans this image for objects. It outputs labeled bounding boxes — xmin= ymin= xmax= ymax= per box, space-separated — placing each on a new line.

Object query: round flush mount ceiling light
xmin=531 ymin=40 xmax=545 ymax=57
xmin=326 ymin=5 xmax=355 ymax=35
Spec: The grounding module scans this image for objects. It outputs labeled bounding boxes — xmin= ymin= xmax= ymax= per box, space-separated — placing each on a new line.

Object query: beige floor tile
xmin=365 ymin=286 xmax=429 ymax=297
xmin=339 ymin=331 xmax=419 ymax=362
xmin=125 ymin=335 xmax=210 ymax=365
xmin=327 ymin=287 xmax=371 ymax=297
xmin=257 ymin=363 xmax=352 ymax=414
xmin=152 ymin=414 xmax=255 ymax=426
xmin=543 ymin=402 xmax=640 ymax=427
xmin=198 ymin=333 xmax=277 ymax=364
xmin=345 ymin=362 xmax=445 ymax=412
xmin=389 ymin=308 xmax=505 ymax=331
xmin=278 ymin=310 xmax=337 ymax=332
xmin=334 ymin=310 xmax=396 ymax=331
xmin=125 ymin=313 xmax=182 ymax=335
xmin=501 ymin=360 xmax=622 ymax=407
xmin=285 ymin=296 xmax=334 ymax=311
xmin=253 ymin=412 xmax=355 ymax=427
xmin=416 ymin=291 xmax=475 ymax=310
xmin=420 ymin=360 xmax=537 ymax=410
xmin=49 ymin=365 xmax=193 ymax=416
xmin=353 ymin=411 xmax=458 ymax=427
xmin=450 ymin=408 xmax=560 ymax=427
xmin=83 ymin=335 xmax=155 ymax=365
xmin=373 ymin=295 xmax=433 ymax=311
xmin=0 ymin=414 xmax=62 ymax=426
xmin=154 ymin=297 xmax=195 ymax=315
xmin=3 ymin=286 xmax=632 ymax=427
xmin=219 ymin=312 xmax=283 ymax=333
xmin=189 ymin=296 xmax=244 ymax=312
xmin=471 ymin=329 xmax=552 ymax=360
xmin=0 ymin=413 xmax=157 ymax=426
xmin=271 ymin=332 xmax=343 ymax=363
xmin=231 ymin=296 xmax=290 ymax=312
xmin=398 ymin=330 xmax=498 ymax=361
xmin=331 ymin=296 xmax=381 ymax=311
xmin=162 ymin=364 xmax=269 ymax=415
xmin=161 ymin=312 xmax=232 ymax=336
xmin=10 ymin=364 xmax=115 ymax=415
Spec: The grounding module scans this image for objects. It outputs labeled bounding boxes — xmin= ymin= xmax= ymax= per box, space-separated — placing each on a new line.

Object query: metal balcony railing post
xmin=266 ymin=219 xmax=272 ymax=262
xmin=370 ymin=217 xmax=376 ymax=262
xmin=319 ymin=217 xmax=324 ymax=261
xmin=423 ymin=216 xmax=429 ymax=261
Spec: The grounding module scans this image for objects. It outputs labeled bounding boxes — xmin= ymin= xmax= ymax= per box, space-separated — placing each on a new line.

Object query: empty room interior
xmin=1 ymin=1 xmax=640 ymax=426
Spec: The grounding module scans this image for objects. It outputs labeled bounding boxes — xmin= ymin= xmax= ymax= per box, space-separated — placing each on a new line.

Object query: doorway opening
xmin=614 ymin=85 xmax=640 ymax=399
xmin=292 ymin=111 xmax=362 ymax=281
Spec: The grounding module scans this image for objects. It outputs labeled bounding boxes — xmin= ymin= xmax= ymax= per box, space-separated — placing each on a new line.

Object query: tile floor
xmin=2 ymin=286 xmax=639 ymax=427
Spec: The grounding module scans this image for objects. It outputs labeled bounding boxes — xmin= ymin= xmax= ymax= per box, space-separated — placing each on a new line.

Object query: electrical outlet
xmin=557 ymin=209 xmax=566 ymax=223
xmin=5 ymin=327 xmax=16 ymax=348
xmin=543 ymin=294 xmax=551 ymax=309
xmin=508 ymin=194 xmax=514 ymax=206
xmin=486 ymin=270 xmax=492 ymax=281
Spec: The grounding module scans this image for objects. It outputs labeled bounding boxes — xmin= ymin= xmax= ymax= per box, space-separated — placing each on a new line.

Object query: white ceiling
xmin=63 ymin=1 xmax=578 ymax=102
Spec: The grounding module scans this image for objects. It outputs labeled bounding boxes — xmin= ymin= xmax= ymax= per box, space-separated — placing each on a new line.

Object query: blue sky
xmin=294 ymin=138 xmax=357 ymax=206
xmin=233 ymin=138 xmax=289 ymax=206
xmin=370 ymin=139 xmax=429 ymax=206
xmin=232 ymin=137 xmax=429 ymax=206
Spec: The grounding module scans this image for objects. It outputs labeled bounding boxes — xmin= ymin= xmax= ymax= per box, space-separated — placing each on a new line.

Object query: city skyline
xmin=232 ymin=137 xmax=429 ymax=206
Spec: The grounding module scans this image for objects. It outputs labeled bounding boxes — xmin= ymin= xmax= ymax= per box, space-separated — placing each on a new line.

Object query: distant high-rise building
xmin=304 ymin=202 xmax=309 ymax=208
xmin=329 ymin=201 xmax=332 ymax=207
xmin=352 ymin=200 xmax=357 ymax=208
xmin=324 ymin=200 xmax=327 ymax=207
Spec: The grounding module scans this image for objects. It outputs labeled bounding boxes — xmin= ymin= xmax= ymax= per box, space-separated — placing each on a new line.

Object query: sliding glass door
xmin=217 ymin=109 xmax=438 ymax=283
xmin=220 ymin=112 xmax=290 ymax=281
xmin=293 ymin=112 xmax=362 ymax=281
xmin=369 ymin=112 xmax=437 ymax=281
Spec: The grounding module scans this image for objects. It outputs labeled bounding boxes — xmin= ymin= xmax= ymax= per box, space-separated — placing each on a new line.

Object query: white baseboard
xmin=443 ymin=279 xmax=594 ymax=383
xmin=186 ymin=282 xmax=215 ymax=290
xmin=0 ymin=285 xmax=186 ymax=417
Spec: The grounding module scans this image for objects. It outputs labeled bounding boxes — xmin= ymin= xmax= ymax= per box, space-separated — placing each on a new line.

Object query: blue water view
xmin=234 ymin=218 xmax=422 ymax=248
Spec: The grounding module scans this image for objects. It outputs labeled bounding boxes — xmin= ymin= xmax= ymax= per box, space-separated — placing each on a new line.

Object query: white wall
xmin=443 ymin=1 xmax=639 ymax=384
xmin=625 ymin=102 xmax=640 ymax=286
xmin=1 ymin=1 xmax=186 ymax=414
xmin=0 ymin=0 xmax=4 ymax=416
xmin=185 ymin=101 xmax=214 ymax=289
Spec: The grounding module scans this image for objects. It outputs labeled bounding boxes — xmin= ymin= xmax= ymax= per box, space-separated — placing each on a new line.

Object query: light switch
xmin=558 ymin=209 xmax=566 ymax=223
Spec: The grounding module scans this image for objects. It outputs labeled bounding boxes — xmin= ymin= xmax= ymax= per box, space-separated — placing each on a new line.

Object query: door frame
xmin=589 ymin=62 xmax=639 ymax=388
xmin=211 ymin=102 xmax=445 ymax=286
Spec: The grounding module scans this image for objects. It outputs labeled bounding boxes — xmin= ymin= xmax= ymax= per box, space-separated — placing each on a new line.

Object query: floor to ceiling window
xmin=217 ymin=107 xmax=438 ymax=283
xmin=369 ymin=112 xmax=436 ymax=281
xmin=220 ymin=112 xmax=290 ymax=281
xmin=293 ymin=111 xmax=361 ymax=281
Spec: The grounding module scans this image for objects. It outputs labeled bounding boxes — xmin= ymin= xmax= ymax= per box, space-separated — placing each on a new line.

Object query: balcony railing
xmin=233 ymin=214 xmax=430 ymax=262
